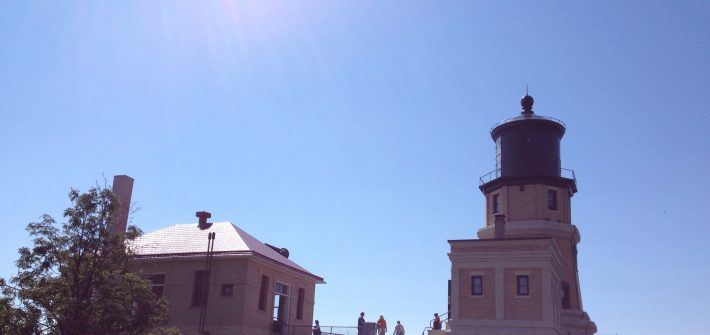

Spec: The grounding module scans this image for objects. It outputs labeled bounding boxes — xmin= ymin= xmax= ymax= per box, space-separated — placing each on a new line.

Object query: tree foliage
xmin=0 ymin=186 xmax=171 ymax=335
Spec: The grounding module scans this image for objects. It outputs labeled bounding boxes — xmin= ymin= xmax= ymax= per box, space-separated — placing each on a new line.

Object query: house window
xmin=517 ymin=275 xmax=529 ymax=296
xmin=191 ymin=270 xmax=209 ymax=306
xmin=296 ymin=288 xmax=305 ymax=320
xmin=547 ymin=189 xmax=558 ymax=210
xmin=471 ymin=276 xmax=483 ymax=296
xmin=258 ymin=275 xmax=269 ymax=310
xmin=492 ymin=194 xmax=500 ymax=214
xmin=221 ymin=284 xmax=234 ymax=296
xmin=147 ymin=274 xmax=165 ymax=298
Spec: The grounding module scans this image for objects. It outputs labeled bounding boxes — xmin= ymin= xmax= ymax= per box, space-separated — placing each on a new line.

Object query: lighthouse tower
xmin=447 ymin=95 xmax=596 ymax=335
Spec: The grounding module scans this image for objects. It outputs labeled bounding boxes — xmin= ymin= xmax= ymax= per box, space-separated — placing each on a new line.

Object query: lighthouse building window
xmin=547 ymin=189 xmax=558 ymax=210
xmin=561 ymin=282 xmax=571 ymax=309
xmin=492 ymin=194 xmax=500 ymax=214
xmin=495 ymin=137 xmax=502 ymax=176
xmin=471 ymin=276 xmax=483 ymax=296
xmin=517 ymin=275 xmax=529 ymax=296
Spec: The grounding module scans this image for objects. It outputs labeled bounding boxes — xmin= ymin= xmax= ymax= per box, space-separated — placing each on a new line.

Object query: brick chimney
xmin=196 ymin=211 xmax=212 ymax=230
xmin=494 ymin=213 xmax=506 ymax=239
xmin=111 ymin=175 xmax=134 ymax=234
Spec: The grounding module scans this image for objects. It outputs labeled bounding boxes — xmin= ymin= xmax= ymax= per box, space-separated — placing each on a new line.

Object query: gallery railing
xmin=273 ymin=323 xmax=361 ymax=335
xmin=479 ymin=168 xmax=576 ymax=185
xmin=489 ymin=114 xmax=566 ymax=133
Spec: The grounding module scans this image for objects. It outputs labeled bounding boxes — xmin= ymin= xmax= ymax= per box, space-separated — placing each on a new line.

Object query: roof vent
xmin=265 ymin=243 xmax=290 ymax=258
xmin=521 ymin=94 xmax=534 ymax=115
xmin=196 ymin=211 xmax=212 ymax=230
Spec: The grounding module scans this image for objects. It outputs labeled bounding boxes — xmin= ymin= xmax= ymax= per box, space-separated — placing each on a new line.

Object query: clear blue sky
xmin=1 ymin=1 xmax=709 ymax=334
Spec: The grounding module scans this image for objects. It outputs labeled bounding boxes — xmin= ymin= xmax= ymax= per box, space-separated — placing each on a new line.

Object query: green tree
xmin=0 ymin=186 xmax=172 ymax=335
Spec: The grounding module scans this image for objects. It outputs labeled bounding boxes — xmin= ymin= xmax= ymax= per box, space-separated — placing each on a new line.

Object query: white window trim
xmin=274 ymin=281 xmax=290 ymax=296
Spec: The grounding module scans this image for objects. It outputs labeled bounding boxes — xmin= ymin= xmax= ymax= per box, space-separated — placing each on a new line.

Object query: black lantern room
xmin=480 ymin=95 xmax=577 ymax=194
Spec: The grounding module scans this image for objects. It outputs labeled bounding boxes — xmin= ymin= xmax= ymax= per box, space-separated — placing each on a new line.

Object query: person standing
xmin=358 ymin=312 xmax=365 ymax=335
xmin=377 ymin=315 xmax=387 ymax=335
xmin=432 ymin=313 xmax=441 ymax=330
xmin=393 ymin=320 xmax=405 ymax=335
xmin=313 ymin=320 xmax=322 ymax=335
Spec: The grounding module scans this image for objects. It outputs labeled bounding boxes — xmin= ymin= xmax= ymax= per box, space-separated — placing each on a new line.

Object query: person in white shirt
xmin=394 ymin=320 xmax=405 ymax=335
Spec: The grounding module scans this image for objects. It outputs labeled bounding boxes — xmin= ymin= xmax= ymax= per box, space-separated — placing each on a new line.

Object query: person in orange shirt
xmin=377 ymin=315 xmax=387 ymax=335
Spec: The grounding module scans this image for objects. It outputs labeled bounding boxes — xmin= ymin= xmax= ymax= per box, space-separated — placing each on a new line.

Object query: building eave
xmin=135 ymin=250 xmax=325 ymax=284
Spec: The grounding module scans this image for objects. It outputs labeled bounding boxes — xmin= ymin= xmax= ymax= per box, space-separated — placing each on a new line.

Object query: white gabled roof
xmin=132 ymin=221 xmax=323 ymax=282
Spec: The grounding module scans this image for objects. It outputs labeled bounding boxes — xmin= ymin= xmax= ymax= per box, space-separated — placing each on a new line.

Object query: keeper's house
xmin=128 ymin=206 xmax=324 ymax=335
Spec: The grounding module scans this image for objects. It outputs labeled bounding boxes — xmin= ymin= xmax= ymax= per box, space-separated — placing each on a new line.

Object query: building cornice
xmin=448 ymin=238 xmax=563 ymax=275
xmin=135 ymin=250 xmax=325 ymax=283
xmin=477 ymin=220 xmax=581 ymax=243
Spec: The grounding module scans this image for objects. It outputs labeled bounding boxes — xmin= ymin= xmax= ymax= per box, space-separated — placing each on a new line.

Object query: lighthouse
xmin=447 ymin=95 xmax=596 ymax=335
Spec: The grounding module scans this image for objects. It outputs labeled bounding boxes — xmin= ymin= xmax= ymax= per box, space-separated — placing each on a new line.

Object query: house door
xmin=273 ymin=282 xmax=290 ymax=335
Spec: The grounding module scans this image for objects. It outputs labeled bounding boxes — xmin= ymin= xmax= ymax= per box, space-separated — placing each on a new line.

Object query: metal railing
xmin=479 ymin=169 xmax=501 ymax=185
xmin=560 ymin=168 xmax=576 ymax=181
xmin=479 ymin=168 xmax=576 ymax=185
xmin=274 ymin=323 xmax=361 ymax=335
xmin=489 ymin=114 xmax=566 ymax=133
xmin=421 ymin=312 xmax=449 ymax=335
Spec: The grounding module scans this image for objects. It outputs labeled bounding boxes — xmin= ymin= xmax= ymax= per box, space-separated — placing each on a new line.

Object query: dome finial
xmin=521 ymin=86 xmax=534 ymax=115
